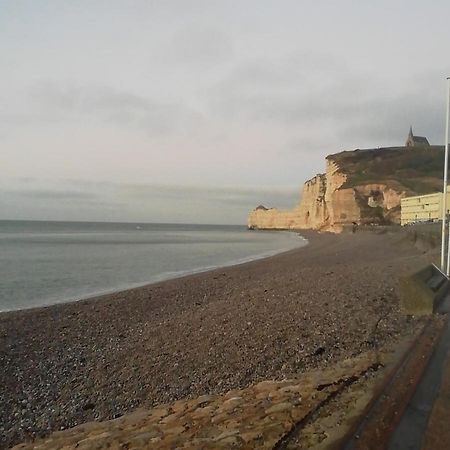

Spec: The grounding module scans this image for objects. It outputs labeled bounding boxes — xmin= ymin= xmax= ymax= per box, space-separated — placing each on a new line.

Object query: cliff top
xmin=327 ymin=146 xmax=445 ymax=195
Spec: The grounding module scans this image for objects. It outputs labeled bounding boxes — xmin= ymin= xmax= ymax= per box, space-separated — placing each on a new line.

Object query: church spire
xmin=405 ymin=126 xmax=430 ymax=148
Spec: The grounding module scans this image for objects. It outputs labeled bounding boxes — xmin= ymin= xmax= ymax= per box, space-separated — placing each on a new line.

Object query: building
xmin=405 ymin=126 xmax=430 ymax=147
xmin=401 ymin=190 xmax=450 ymax=225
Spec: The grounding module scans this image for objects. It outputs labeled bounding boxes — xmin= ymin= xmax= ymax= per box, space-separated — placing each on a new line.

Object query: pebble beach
xmin=0 ymin=229 xmax=429 ymax=448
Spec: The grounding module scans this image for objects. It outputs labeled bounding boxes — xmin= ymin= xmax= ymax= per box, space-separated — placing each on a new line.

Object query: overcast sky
xmin=2 ymin=0 xmax=450 ymax=224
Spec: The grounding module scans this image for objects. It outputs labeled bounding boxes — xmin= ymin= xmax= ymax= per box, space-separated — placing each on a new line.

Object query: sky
xmin=2 ymin=0 xmax=450 ymax=224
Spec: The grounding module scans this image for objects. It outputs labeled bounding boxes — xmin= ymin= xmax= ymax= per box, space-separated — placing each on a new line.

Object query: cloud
xmin=28 ymin=81 xmax=204 ymax=135
xmin=205 ymin=57 xmax=447 ymax=150
xmin=164 ymin=25 xmax=235 ymax=68
xmin=3 ymin=1 xmax=450 ymax=226
xmin=121 ymin=182 xmax=299 ymax=207
xmin=214 ymin=53 xmax=348 ymax=91
xmin=205 ymin=53 xmax=351 ymax=121
xmin=333 ymin=84 xmax=446 ymax=147
xmin=0 ymin=178 xmax=299 ymax=223
xmin=5 ymin=189 xmax=96 ymax=200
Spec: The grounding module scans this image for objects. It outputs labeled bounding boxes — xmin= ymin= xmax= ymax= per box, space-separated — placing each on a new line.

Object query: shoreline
xmin=0 ymin=229 xmax=431 ymax=448
xmin=0 ymin=231 xmax=308 ymax=315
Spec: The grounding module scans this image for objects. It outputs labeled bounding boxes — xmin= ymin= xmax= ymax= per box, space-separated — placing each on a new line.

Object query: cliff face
xmin=247 ymin=207 xmax=300 ymax=230
xmin=248 ymin=146 xmax=445 ymax=232
xmin=295 ymin=173 xmax=327 ymax=228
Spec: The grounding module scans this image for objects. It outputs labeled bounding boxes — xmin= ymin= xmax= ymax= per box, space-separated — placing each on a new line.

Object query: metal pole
xmin=440 ymin=77 xmax=450 ymax=272
xmin=447 ymin=221 xmax=450 ymax=276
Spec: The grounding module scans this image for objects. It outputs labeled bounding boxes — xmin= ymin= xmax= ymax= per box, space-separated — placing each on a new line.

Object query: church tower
xmin=405 ymin=126 xmax=430 ymax=147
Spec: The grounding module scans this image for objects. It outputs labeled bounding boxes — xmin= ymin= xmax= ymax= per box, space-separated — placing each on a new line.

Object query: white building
xmin=401 ymin=190 xmax=450 ymax=225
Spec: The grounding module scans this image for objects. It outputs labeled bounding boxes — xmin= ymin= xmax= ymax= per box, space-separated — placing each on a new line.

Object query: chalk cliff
xmin=248 ymin=146 xmax=445 ymax=232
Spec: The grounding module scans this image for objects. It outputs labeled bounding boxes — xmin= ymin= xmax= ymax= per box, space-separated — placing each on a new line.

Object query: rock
xmin=214 ymin=430 xmax=240 ymax=441
xmin=8 ymin=351 xmax=389 ymax=450
xmin=313 ymin=346 xmax=326 ymax=356
xmin=164 ymin=425 xmax=186 ymax=435
xmin=219 ymin=397 xmax=243 ymax=412
xmin=265 ymin=402 xmax=293 ymax=415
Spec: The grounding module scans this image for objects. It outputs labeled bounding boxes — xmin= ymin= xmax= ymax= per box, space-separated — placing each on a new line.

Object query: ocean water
xmin=0 ymin=220 xmax=307 ymax=312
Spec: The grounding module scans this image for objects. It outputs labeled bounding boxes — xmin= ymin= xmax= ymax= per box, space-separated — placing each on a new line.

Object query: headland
xmin=248 ymin=142 xmax=445 ymax=233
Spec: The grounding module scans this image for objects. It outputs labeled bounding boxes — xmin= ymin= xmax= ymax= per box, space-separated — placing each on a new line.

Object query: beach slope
xmin=0 ymin=230 xmax=429 ymax=447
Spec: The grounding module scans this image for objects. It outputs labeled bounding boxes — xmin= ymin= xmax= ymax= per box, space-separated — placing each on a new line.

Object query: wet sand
xmin=0 ymin=230 xmax=429 ymax=448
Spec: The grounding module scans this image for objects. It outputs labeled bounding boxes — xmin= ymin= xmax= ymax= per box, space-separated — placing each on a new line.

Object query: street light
xmin=441 ymin=77 xmax=450 ymax=273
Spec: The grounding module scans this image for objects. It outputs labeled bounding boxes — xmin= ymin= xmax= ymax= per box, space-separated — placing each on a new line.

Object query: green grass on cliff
xmin=328 ymin=146 xmax=445 ymax=195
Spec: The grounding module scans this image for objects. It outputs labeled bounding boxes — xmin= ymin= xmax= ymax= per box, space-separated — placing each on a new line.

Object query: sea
xmin=0 ymin=220 xmax=307 ymax=312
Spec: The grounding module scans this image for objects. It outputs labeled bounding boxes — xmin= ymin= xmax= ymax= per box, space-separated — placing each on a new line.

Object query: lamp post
xmin=441 ymin=77 xmax=450 ymax=273
xmin=447 ymin=221 xmax=450 ymax=276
